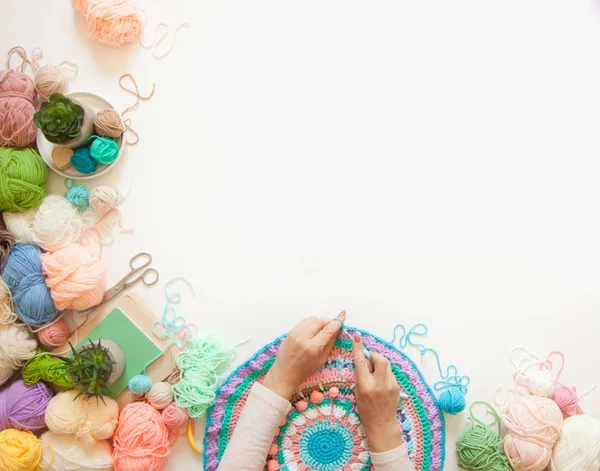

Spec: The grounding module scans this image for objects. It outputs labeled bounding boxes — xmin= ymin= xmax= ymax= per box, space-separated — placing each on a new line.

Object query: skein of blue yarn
xmin=70 ymin=146 xmax=97 ymax=174
xmin=439 ymin=388 xmax=467 ymax=415
xmin=64 ymin=179 xmax=89 ymax=211
xmin=1 ymin=244 xmax=58 ymax=326
xmin=129 ymin=374 xmax=153 ymax=395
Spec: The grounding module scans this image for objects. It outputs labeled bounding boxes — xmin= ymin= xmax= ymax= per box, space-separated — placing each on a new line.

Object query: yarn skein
xmin=71 ymin=145 xmax=97 ymax=174
xmin=0 ymin=71 xmax=37 ymax=148
xmin=550 ymin=414 xmax=600 ymax=471
xmin=2 ymin=207 xmax=36 ymax=244
xmin=456 ymin=402 xmax=512 ymax=471
xmin=37 ymin=320 xmax=70 ymax=347
xmin=22 ymin=349 xmax=73 ymax=388
xmin=552 ymin=385 xmax=585 ymax=417
xmin=73 ymin=0 xmax=143 ymax=46
xmin=32 ymin=195 xmax=84 ymax=252
xmin=1 ymin=244 xmax=58 ymax=326
xmin=89 ymin=135 xmax=119 ymax=164
xmin=502 ymin=395 xmax=563 ymax=471
xmin=41 ymin=431 xmax=113 ymax=471
xmin=41 ymin=242 xmax=105 ymax=311
xmin=0 ymin=323 xmax=37 ymax=387
xmin=0 ymin=148 xmax=47 ymax=212
xmin=0 ymin=379 xmax=53 ymax=431
xmin=94 ymin=109 xmax=125 ymax=138
xmin=89 ymin=186 xmax=119 ymax=214
xmin=161 ymin=402 xmax=189 ymax=432
xmin=111 ymin=402 xmax=170 ymax=471
xmin=147 ymin=382 xmax=174 ymax=410
xmin=45 ymin=390 xmax=119 ymax=446
xmin=0 ymin=429 xmax=45 ymax=471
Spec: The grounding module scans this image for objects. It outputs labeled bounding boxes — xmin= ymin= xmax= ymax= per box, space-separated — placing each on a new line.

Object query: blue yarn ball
xmin=89 ymin=135 xmax=119 ymax=165
xmin=65 ymin=184 xmax=89 ymax=210
xmin=70 ymin=146 xmax=97 ymax=174
xmin=1 ymin=244 xmax=58 ymax=326
xmin=129 ymin=374 xmax=153 ymax=395
xmin=438 ymin=388 xmax=466 ymax=415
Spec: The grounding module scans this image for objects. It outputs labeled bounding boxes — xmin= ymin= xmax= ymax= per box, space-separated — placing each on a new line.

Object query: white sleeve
xmin=371 ymin=443 xmax=413 ymax=471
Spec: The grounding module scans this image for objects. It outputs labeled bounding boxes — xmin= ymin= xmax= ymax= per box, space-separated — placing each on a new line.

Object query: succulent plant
xmin=34 ymin=93 xmax=84 ymax=144
xmin=66 ymin=339 xmax=115 ymax=400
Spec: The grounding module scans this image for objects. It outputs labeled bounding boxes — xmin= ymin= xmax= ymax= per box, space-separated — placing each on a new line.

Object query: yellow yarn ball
xmin=0 ymin=429 xmax=44 ymax=471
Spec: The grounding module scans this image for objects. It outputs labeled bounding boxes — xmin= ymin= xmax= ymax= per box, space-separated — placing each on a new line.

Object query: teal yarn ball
xmin=70 ymin=146 xmax=97 ymax=174
xmin=129 ymin=374 xmax=153 ymax=395
xmin=65 ymin=184 xmax=89 ymax=210
xmin=439 ymin=388 xmax=467 ymax=415
xmin=89 ymin=135 xmax=119 ymax=165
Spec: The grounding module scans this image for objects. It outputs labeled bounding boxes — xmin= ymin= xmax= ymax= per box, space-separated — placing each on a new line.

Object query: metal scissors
xmin=102 ymin=252 xmax=159 ymax=303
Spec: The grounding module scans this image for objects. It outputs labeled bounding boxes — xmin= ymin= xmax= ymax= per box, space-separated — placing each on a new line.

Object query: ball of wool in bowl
xmin=71 ymin=145 xmax=97 ymax=174
xmin=0 ymin=71 xmax=37 ymax=148
xmin=94 ymin=109 xmax=125 ymax=138
xmin=0 ymin=323 xmax=37 ymax=387
xmin=41 ymin=242 xmax=105 ymax=311
xmin=89 ymin=135 xmax=119 ymax=164
xmin=1 ymin=244 xmax=58 ymax=326
xmin=32 ymin=195 xmax=83 ymax=252
xmin=0 ymin=148 xmax=47 ymax=213
xmin=0 ymin=379 xmax=53 ymax=432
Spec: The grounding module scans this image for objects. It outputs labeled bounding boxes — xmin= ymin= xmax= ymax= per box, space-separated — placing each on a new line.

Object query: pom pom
xmin=94 ymin=109 xmax=125 ymax=138
xmin=0 ymin=148 xmax=47 ymax=212
xmin=71 ymin=145 xmax=97 ymax=174
xmin=34 ymin=65 xmax=70 ymax=99
xmin=41 ymin=242 xmax=105 ymax=311
xmin=89 ymin=135 xmax=119 ymax=164
xmin=529 ymin=370 xmax=554 ymax=397
xmin=147 ymin=382 xmax=174 ymax=410
xmin=161 ymin=402 xmax=189 ymax=432
xmin=551 ymin=414 xmax=600 ymax=471
xmin=0 ymin=323 xmax=37 ymax=386
xmin=65 ymin=183 xmax=89 ymax=211
xmin=439 ymin=388 xmax=467 ymax=415
xmin=328 ymin=386 xmax=340 ymax=398
xmin=0 ymin=379 xmax=53 ymax=431
xmin=310 ymin=390 xmax=324 ymax=404
xmin=0 ymin=71 xmax=36 ymax=148
xmin=0 ymin=429 xmax=44 ymax=471
xmin=2 ymin=207 xmax=36 ymax=244
xmin=45 ymin=390 xmax=119 ymax=446
xmin=2 ymin=244 xmax=58 ymax=326
xmin=89 ymin=186 xmax=119 ymax=214
xmin=51 ymin=147 xmax=73 ymax=170
xmin=295 ymin=399 xmax=308 ymax=412
xmin=129 ymin=374 xmax=153 ymax=395
xmin=112 ymin=402 xmax=170 ymax=471
xmin=74 ymin=0 xmax=143 ymax=47
xmin=37 ymin=320 xmax=70 ymax=347
xmin=32 ymin=196 xmax=83 ymax=252
xmin=41 ymin=431 xmax=113 ymax=471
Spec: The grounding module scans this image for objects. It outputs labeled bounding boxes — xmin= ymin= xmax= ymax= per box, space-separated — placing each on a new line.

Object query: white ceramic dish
xmin=36 ymin=92 xmax=125 ymax=180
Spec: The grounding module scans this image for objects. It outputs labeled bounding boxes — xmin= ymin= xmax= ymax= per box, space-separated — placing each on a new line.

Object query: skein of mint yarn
xmin=89 ymin=135 xmax=119 ymax=164
xmin=1 ymin=244 xmax=58 ymax=326
xmin=0 ymin=148 xmax=47 ymax=212
xmin=70 ymin=146 xmax=97 ymax=174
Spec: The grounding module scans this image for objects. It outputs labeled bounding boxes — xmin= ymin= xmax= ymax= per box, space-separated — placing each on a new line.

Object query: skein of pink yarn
xmin=37 ymin=320 xmax=70 ymax=347
xmin=73 ymin=0 xmax=143 ymax=46
xmin=0 ymin=71 xmax=37 ymax=148
xmin=41 ymin=242 xmax=105 ymax=311
xmin=502 ymin=395 xmax=563 ymax=471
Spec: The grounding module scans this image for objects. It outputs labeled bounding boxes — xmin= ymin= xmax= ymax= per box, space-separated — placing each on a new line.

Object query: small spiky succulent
xmin=66 ymin=339 xmax=115 ymax=399
xmin=34 ymin=93 xmax=84 ymax=143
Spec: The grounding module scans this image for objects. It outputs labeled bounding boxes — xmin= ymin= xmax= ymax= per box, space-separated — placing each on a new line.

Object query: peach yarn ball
xmin=37 ymin=320 xmax=70 ymax=347
xmin=41 ymin=242 xmax=105 ymax=311
xmin=502 ymin=395 xmax=563 ymax=471
xmin=0 ymin=71 xmax=37 ymax=148
xmin=73 ymin=0 xmax=143 ymax=47
xmin=161 ymin=402 xmax=189 ymax=432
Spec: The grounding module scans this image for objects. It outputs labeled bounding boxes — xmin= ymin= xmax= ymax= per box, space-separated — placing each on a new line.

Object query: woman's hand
xmin=352 ymin=333 xmax=404 ymax=453
xmin=262 ymin=312 xmax=345 ymax=401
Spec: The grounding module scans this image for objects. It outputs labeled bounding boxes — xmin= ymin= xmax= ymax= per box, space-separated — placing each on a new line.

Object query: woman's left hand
xmin=262 ymin=312 xmax=345 ymax=400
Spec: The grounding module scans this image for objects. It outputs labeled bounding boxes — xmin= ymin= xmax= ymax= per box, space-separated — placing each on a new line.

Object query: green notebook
xmin=74 ymin=308 xmax=162 ymax=397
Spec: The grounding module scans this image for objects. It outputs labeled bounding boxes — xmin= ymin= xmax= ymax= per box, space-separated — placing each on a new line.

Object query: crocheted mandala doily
xmin=203 ymin=327 xmax=445 ymax=471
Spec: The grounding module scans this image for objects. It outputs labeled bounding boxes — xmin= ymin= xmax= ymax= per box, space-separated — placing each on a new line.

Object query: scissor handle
xmin=129 ymin=252 xmax=152 ymax=271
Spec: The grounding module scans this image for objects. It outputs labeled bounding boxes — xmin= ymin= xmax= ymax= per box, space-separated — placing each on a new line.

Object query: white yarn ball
xmin=529 ymin=369 xmax=554 ymax=397
xmin=550 ymin=415 xmax=600 ymax=471
xmin=147 ymin=381 xmax=174 ymax=410
xmin=89 ymin=186 xmax=118 ymax=214
xmin=32 ymin=195 xmax=83 ymax=252
xmin=41 ymin=431 xmax=113 ymax=471
xmin=0 ymin=324 xmax=37 ymax=386
xmin=34 ymin=65 xmax=69 ymax=99
xmin=3 ymin=207 xmax=38 ymax=243
xmin=0 ymin=276 xmax=16 ymax=326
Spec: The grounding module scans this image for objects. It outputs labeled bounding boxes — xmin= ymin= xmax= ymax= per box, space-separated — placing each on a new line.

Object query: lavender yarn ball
xmin=0 ymin=379 xmax=53 ymax=431
xmin=70 ymin=146 xmax=97 ymax=174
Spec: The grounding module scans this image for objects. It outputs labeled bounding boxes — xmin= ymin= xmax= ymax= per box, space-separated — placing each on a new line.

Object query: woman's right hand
xmin=352 ymin=333 xmax=404 ymax=453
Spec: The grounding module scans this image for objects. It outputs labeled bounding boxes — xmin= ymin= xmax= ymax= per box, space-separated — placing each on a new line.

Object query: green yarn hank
xmin=0 ymin=147 xmax=47 ymax=212
xmin=22 ymin=349 xmax=74 ymax=388
xmin=456 ymin=402 xmax=512 ymax=471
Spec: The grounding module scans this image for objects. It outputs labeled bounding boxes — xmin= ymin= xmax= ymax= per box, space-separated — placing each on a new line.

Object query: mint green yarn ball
xmin=88 ymin=135 xmax=119 ymax=165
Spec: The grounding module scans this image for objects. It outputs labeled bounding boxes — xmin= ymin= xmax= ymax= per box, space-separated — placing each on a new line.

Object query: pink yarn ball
xmin=552 ymin=385 xmax=584 ymax=417
xmin=310 ymin=391 xmax=324 ymax=404
xmin=0 ymin=71 xmax=36 ymax=148
xmin=74 ymin=0 xmax=142 ymax=46
xmin=161 ymin=403 xmax=189 ymax=432
xmin=37 ymin=320 xmax=70 ymax=347
xmin=41 ymin=243 xmax=105 ymax=311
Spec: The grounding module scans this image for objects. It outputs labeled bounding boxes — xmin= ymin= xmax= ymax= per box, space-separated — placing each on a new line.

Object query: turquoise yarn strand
xmin=152 ymin=277 xmax=195 ymax=342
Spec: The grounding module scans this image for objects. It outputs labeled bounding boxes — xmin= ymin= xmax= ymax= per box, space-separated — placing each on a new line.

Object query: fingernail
xmin=339 ymin=310 xmax=346 ymax=320
xmin=353 ymin=333 xmax=361 ymax=344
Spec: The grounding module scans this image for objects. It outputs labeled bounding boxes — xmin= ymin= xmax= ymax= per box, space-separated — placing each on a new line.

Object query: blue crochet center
xmin=299 ymin=421 xmax=353 ymax=470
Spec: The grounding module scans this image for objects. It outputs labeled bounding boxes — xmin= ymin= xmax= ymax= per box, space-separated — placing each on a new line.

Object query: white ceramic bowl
xmin=36 ymin=92 xmax=125 ymax=180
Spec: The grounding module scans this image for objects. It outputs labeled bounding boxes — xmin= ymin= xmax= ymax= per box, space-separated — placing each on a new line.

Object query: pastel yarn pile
xmin=1 ymin=244 xmax=58 ymax=326
xmin=2 ymin=207 xmax=36 ymax=244
xmin=0 ymin=429 xmax=45 ymax=471
xmin=45 ymin=390 xmax=119 ymax=446
xmin=0 ymin=148 xmax=47 ymax=212
xmin=72 ymin=0 xmax=143 ymax=46
xmin=94 ymin=108 xmax=125 ymax=138
xmin=111 ymin=402 xmax=171 ymax=471
xmin=0 ymin=379 xmax=53 ymax=432
xmin=32 ymin=195 xmax=84 ymax=252
xmin=501 ymin=395 xmax=563 ymax=471
xmin=0 ymin=71 xmax=36 ymax=148
xmin=0 ymin=323 xmax=37 ymax=386
xmin=42 ymin=431 xmax=113 ymax=471
xmin=550 ymin=415 xmax=600 ymax=471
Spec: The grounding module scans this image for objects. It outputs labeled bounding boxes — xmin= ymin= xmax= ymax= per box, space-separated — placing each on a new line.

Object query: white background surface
xmin=3 ymin=1 xmax=600 ymax=469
